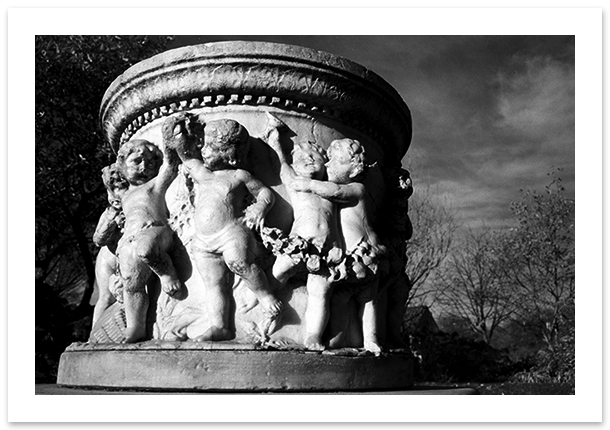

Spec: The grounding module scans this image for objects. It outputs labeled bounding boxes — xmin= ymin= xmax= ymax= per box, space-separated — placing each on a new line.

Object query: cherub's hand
xmin=162 ymin=112 xmax=201 ymax=154
xmin=106 ymin=204 xmax=122 ymax=219
xmin=264 ymin=112 xmax=286 ymax=133
xmin=262 ymin=112 xmax=288 ymax=145
xmin=163 ymin=113 xmax=186 ymax=148
xmin=244 ymin=204 xmax=265 ymax=230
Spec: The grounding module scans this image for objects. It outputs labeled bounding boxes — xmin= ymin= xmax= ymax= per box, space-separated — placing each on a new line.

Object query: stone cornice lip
xmin=100 ymin=41 xmax=412 ymax=161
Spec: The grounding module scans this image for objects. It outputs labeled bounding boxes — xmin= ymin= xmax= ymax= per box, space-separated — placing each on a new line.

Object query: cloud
xmin=495 ymin=55 xmax=575 ymax=159
xmin=398 ymin=37 xmax=575 ymax=230
xmin=171 ymin=36 xmax=575 ymax=231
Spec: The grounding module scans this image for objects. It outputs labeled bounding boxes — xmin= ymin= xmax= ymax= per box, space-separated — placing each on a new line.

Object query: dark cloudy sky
xmin=170 ymin=35 xmax=575 ymax=231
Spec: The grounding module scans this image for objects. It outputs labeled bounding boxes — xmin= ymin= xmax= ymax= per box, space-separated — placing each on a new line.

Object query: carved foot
xmin=194 ymin=326 xmax=233 ymax=342
xmin=260 ymin=295 xmax=283 ymax=319
xmin=364 ymin=340 xmax=383 ymax=355
xmin=258 ymin=299 xmax=283 ymax=340
xmin=304 ymin=335 xmax=326 ymax=351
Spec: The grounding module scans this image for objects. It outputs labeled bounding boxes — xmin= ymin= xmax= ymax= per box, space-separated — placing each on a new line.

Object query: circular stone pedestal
xmin=57 ymin=342 xmax=414 ymax=392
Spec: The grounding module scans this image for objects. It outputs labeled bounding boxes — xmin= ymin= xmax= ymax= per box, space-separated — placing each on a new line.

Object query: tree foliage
xmin=35 ymin=36 xmax=174 ymax=313
xmin=498 ymin=172 xmax=575 ymax=350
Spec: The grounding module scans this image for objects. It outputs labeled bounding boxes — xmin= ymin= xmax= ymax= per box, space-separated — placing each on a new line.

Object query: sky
xmin=170 ymin=35 xmax=575 ymax=232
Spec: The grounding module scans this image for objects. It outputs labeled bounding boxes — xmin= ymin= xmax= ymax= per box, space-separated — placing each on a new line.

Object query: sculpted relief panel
xmin=88 ymin=42 xmax=414 ymax=354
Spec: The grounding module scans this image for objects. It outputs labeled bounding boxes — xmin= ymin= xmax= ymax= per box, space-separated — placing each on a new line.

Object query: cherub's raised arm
xmin=292 ymin=177 xmax=362 ymax=204
xmin=93 ymin=207 xmax=122 ymax=247
xmin=154 ymin=144 xmax=180 ymax=191
xmin=263 ymin=113 xmax=298 ymax=183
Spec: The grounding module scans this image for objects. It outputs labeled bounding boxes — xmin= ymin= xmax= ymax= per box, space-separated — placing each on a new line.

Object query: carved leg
xmin=92 ymin=247 xmax=118 ymax=327
xmin=385 ymin=274 xmax=410 ymax=348
xmin=375 ymin=285 xmax=388 ymax=345
xmin=117 ymin=244 xmax=151 ymax=343
xmin=194 ymin=254 xmax=233 ymax=342
xmin=135 ymin=228 xmax=181 ymax=297
xmin=225 ymin=247 xmax=282 ymax=320
xmin=269 ymin=253 xmax=300 ymax=290
xmin=120 ymin=274 xmax=150 ymax=344
xmin=304 ymin=273 xmax=334 ymax=351
xmin=122 ymin=284 xmax=149 ymax=343
xmin=169 ymin=237 xmax=193 ymax=284
xmin=358 ymin=279 xmax=382 ymax=354
xmin=327 ymin=288 xmax=351 ymax=349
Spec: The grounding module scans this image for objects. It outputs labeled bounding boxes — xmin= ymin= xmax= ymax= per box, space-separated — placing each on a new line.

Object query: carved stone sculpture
xmin=91 ymin=163 xmax=128 ymax=327
xmin=58 ymin=41 xmax=415 ymax=391
xmin=164 ymin=112 xmax=281 ymax=342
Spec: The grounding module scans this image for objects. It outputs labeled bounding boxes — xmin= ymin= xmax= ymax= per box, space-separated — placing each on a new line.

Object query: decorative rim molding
xmin=100 ymin=41 xmax=412 ymax=164
xmin=117 ymin=93 xmax=346 ymax=147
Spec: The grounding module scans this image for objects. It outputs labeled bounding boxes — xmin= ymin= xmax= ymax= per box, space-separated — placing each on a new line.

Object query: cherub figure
xmin=263 ymin=113 xmax=344 ymax=351
xmin=115 ymin=137 xmax=191 ymax=343
xmin=289 ymin=138 xmax=387 ymax=353
xmin=91 ymin=163 xmax=129 ymax=327
xmin=379 ymin=168 xmax=414 ymax=348
xmin=164 ymin=113 xmax=281 ymax=342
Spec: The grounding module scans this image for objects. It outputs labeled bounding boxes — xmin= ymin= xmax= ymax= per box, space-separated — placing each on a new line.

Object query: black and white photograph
xmin=6 ymin=5 xmax=602 ymax=424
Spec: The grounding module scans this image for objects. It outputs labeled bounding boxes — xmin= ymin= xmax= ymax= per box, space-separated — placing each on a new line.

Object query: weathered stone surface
xmin=63 ymin=40 xmax=417 ymax=392
xmin=37 ymin=384 xmax=479 ymax=395
xmin=88 ymin=41 xmax=414 ymax=349
xmin=100 ymin=41 xmax=412 ymax=163
xmin=57 ymin=342 xmax=413 ymax=392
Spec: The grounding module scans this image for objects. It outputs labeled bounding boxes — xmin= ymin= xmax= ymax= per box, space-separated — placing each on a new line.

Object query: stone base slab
xmin=37 ymin=384 xmax=479 ymax=395
xmin=57 ymin=342 xmax=414 ymax=392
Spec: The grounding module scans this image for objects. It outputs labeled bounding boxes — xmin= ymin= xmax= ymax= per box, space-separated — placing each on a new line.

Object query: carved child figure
xmin=263 ymin=113 xmax=344 ymax=351
xmin=115 ymin=138 xmax=190 ymax=343
xmin=379 ymin=168 xmax=414 ymax=348
xmin=164 ymin=113 xmax=281 ymax=341
xmin=289 ymin=138 xmax=387 ymax=353
xmin=91 ymin=163 xmax=129 ymax=327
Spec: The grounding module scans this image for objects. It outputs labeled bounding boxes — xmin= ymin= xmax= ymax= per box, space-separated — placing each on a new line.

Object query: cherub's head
xmin=395 ymin=168 xmax=413 ymax=197
xmin=291 ymin=140 xmax=327 ymax=179
xmin=116 ymin=139 xmax=163 ymax=185
xmin=101 ymin=163 xmax=129 ymax=209
xmin=325 ymin=138 xmax=366 ymax=184
xmin=201 ymin=119 xmax=250 ymax=170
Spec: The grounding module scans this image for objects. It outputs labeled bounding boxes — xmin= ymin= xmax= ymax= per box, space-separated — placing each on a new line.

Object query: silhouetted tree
xmin=36 ymin=36 xmax=174 ymax=316
xmin=437 ymin=228 xmax=516 ymax=344
xmin=405 ymin=187 xmax=457 ymax=308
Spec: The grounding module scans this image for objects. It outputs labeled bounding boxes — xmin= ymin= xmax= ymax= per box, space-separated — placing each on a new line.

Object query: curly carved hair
xmin=291 ymin=140 xmax=328 ymax=162
xmin=116 ymin=139 xmax=163 ymax=175
xmin=101 ymin=162 xmax=129 ymax=192
xmin=202 ymin=119 xmax=250 ymax=170
xmin=328 ymin=138 xmax=366 ymax=179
